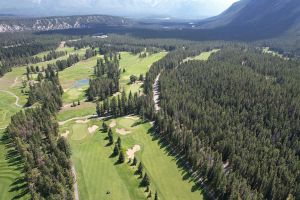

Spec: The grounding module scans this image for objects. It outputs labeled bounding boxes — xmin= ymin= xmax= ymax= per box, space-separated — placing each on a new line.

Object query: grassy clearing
xmin=119 ymin=52 xmax=167 ymax=93
xmin=0 ymin=131 xmax=29 ymax=200
xmin=60 ymin=116 xmax=204 ymax=200
xmin=193 ymin=49 xmax=220 ymax=61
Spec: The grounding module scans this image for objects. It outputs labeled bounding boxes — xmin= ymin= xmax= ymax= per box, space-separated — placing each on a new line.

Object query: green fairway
xmin=119 ymin=52 xmax=167 ymax=93
xmin=193 ymin=49 xmax=220 ymax=61
xmin=0 ymin=131 xmax=29 ymax=200
xmin=59 ymin=55 xmax=100 ymax=89
xmin=60 ymin=116 xmax=204 ymax=200
xmin=0 ymin=92 xmax=21 ymax=128
xmin=57 ymin=102 xmax=96 ymax=122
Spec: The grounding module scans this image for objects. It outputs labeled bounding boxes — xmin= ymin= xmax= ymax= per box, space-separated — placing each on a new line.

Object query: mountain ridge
xmin=0 ymin=15 xmax=133 ymax=33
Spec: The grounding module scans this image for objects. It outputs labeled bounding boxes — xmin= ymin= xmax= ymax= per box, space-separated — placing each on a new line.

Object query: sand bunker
xmin=116 ymin=128 xmax=131 ymax=135
xmin=109 ymin=120 xmax=116 ymax=128
xmin=88 ymin=125 xmax=99 ymax=134
xmin=126 ymin=145 xmax=141 ymax=160
xmin=61 ymin=130 xmax=70 ymax=138
xmin=76 ymin=119 xmax=90 ymax=124
xmin=125 ymin=115 xmax=139 ymax=120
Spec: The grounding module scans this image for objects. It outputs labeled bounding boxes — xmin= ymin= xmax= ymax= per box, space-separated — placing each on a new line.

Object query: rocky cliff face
xmin=0 ymin=15 xmax=132 ymax=33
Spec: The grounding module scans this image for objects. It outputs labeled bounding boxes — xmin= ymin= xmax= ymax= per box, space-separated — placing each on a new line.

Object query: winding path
xmin=0 ymin=90 xmax=22 ymax=108
xmin=153 ymin=73 xmax=161 ymax=112
xmin=72 ymin=164 xmax=79 ymax=200
xmin=58 ymin=114 xmax=98 ymax=125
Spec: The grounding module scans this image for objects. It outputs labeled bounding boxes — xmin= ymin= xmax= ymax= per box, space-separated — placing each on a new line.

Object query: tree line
xmin=6 ymin=63 xmax=73 ymax=199
xmin=42 ymin=50 xmax=67 ymax=61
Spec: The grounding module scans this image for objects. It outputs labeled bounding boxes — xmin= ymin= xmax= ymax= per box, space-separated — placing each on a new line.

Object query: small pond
xmin=73 ymin=79 xmax=89 ymax=88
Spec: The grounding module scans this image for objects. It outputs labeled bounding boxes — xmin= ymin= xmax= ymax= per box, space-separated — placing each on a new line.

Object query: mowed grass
xmin=60 ymin=116 xmax=204 ymax=200
xmin=57 ymin=102 xmax=96 ymax=122
xmin=193 ymin=49 xmax=220 ymax=61
xmin=58 ymin=51 xmax=166 ymax=120
xmin=59 ymin=55 xmax=101 ymax=89
xmin=119 ymin=52 xmax=167 ymax=93
xmin=0 ymin=131 xmax=29 ymax=200
xmin=0 ymin=92 xmax=21 ymax=128
xmin=0 ymin=47 xmax=88 ymax=107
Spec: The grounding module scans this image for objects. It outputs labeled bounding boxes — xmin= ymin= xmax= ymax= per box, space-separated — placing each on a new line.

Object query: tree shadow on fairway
xmin=146 ymin=124 xmax=212 ymax=200
xmin=1 ymin=132 xmax=30 ymax=200
xmin=131 ymin=119 xmax=148 ymax=128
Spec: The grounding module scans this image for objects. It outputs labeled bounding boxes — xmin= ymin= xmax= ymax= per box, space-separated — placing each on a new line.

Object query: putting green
xmin=71 ymin=123 xmax=89 ymax=141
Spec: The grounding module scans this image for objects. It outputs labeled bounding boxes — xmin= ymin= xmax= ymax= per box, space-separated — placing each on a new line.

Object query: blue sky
xmin=0 ymin=0 xmax=240 ymax=18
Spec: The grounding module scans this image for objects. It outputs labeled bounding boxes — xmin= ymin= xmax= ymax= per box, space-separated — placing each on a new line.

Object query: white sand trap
xmin=76 ymin=119 xmax=90 ymax=124
xmin=116 ymin=128 xmax=131 ymax=135
xmin=61 ymin=130 xmax=70 ymax=138
xmin=88 ymin=125 xmax=99 ymax=134
xmin=126 ymin=145 xmax=141 ymax=160
xmin=109 ymin=120 xmax=116 ymax=128
xmin=125 ymin=115 xmax=139 ymax=120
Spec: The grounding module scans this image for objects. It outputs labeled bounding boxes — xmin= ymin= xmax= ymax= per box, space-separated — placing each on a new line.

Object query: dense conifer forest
xmin=142 ymin=47 xmax=300 ymax=199
xmin=5 ymin=64 xmax=73 ymax=199
xmin=87 ymin=53 xmax=120 ymax=101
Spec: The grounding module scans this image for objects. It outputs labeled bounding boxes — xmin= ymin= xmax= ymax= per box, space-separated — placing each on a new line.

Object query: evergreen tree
xmin=117 ymin=137 xmax=122 ymax=149
xmin=130 ymin=75 xmax=137 ymax=84
xmin=57 ymin=137 xmax=72 ymax=158
xmin=102 ymin=122 xmax=108 ymax=132
xmin=113 ymin=143 xmax=119 ymax=157
xmin=154 ymin=191 xmax=158 ymax=200
xmin=108 ymin=128 xmax=114 ymax=145
xmin=141 ymin=173 xmax=150 ymax=187
xmin=118 ymin=151 xmax=125 ymax=163
xmin=132 ymin=157 xmax=137 ymax=166
xmin=96 ymin=102 xmax=102 ymax=117
xmin=137 ymin=162 xmax=143 ymax=176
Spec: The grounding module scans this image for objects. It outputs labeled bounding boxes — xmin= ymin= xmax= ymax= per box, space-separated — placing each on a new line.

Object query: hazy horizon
xmin=0 ymin=0 xmax=239 ymax=19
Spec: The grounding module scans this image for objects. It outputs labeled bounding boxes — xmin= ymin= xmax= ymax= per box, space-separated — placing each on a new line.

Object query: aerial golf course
xmin=0 ymin=45 xmax=217 ymax=200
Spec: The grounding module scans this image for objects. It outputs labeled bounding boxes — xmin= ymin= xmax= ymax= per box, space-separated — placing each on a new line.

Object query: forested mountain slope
xmin=0 ymin=15 xmax=132 ymax=33
xmin=197 ymin=0 xmax=300 ymax=40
